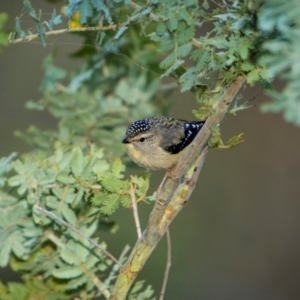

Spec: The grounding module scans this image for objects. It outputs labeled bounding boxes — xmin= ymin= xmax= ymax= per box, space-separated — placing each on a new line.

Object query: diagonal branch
xmin=110 ymin=75 xmax=246 ymax=300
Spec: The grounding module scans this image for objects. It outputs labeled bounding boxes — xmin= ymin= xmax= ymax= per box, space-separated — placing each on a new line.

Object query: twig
xmin=34 ymin=205 xmax=122 ymax=266
xmin=9 ymin=25 xmax=117 ymax=44
xmin=159 ymin=229 xmax=172 ymax=300
xmin=129 ymin=184 xmax=142 ymax=238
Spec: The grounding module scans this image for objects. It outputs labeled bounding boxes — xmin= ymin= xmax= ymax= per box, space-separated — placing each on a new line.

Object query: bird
xmin=121 ymin=116 xmax=206 ymax=170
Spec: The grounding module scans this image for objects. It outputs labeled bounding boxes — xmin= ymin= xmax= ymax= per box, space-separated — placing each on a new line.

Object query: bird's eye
xmin=140 ymin=137 xmax=145 ymax=142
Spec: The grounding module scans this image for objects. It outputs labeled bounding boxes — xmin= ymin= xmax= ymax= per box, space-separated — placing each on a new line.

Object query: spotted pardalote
xmin=122 ymin=117 xmax=205 ymax=170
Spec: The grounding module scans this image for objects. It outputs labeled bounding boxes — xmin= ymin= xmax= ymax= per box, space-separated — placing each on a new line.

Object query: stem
xmin=129 ymin=184 xmax=142 ymax=238
xmin=159 ymin=229 xmax=172 ymax=300
xmin=9 ymin=25 xmax=117 ymax=44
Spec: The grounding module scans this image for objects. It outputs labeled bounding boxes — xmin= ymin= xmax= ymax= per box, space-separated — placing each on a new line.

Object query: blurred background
xmin=1 ymin=1 xmax=300 ymax=300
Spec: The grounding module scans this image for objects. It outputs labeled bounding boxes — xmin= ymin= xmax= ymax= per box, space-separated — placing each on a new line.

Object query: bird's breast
xmin=125 ymin=144 xmax=181 ymax=170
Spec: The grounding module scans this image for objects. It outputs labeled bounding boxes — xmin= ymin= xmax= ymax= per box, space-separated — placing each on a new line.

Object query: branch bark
xmin=110 ymin=75 xmax=246 ymax=299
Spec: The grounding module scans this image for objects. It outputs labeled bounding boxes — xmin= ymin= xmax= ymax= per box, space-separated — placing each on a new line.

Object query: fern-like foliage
xmin=0 ymin=145 xmax=152 ymax=298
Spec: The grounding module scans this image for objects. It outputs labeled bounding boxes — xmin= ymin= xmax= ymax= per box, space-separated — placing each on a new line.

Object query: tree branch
xmin=34 ymin=205 xmax=121 ymax=266
xmin=8 ymin=25 xmax=117 ymax=44
xmin=110 ymin=75 xmax=246 ymax=300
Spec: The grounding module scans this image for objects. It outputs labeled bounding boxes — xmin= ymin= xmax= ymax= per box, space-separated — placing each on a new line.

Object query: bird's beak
xmin=122 ymin=137 xmax=130 ymax=144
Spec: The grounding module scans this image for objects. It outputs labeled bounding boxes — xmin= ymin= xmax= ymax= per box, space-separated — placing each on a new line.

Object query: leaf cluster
xmin=257 ymin=0 xmax=300 ymax=125
xmin=0 ymin=145 xmax=152 ymax=298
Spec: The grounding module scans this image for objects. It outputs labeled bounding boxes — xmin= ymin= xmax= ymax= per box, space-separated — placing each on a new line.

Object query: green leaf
xmin=60 ymin=248 xmax=81 ymax=265
xmin=48 ymin=9 xmax=62 ymax=31
xmin=100 ymin=193 xmax=120 ymax=215
xmin=56 ymin=172 xmax=76 ymax=184
xmin=15 ymin=17 xmax=25 ymax=39
xmin=101 ymin=176 xmax=119 ymax=193
xmin=12 ymin=239 xmax=27 ymax=258
xmin=111 ymin=158 xmax=125 ymax=179
xmin=239 ymin=43 xmax=249 ymax=60
xmin=71 ymin=147 xmax=84 ymax=177
xmin=177 ymin=43 xmax=192 ymax=58
xmin=203 ymin=0 xmax=209 ymax=9
xmin=159 ymin=52 xmax=176 ymax=69
xmin=62 ymin=205 xmax=77 ymax=225
xmin=167 ymin=17 xmax=178 ymax=32
xmin=0 ymin=13 xmax=8 ymax=48
xmin=161 ymin=59 xmax=185 ymax=78
xmin=66 ymin=276 xmax=87 ymax=290
xmin=46 ymin=196 xmax=59 ymax=210
xmin=79 ymin=0 xmax=93 ymax=24
xmin=0 ymin=242 xmax=11 ymax=267
xmin=52 ymin=266 xmax=84 ymax=279
xmin=82 ymin=154 xmax=97 ymax=180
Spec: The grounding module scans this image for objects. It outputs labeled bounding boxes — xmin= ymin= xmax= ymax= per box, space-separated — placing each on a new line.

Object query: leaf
xmin=247 ymin=68 xmax=260 ymax=85
xmin=23 ymin=0 xmax=35 ymax=14
xmin=161 ymin=59 xmax=185 ymax=78
xmin=46 ymin=196 xmax=59 ymax=210
xmin=101 ymin=174 xmax=124 ymax=193
xmin=177 ymin=43 xmax=192 ymax=58
xmin=178 ymin=9 xmax=192 ymax=25
xmin=91 ymin=0 xmax=113 ymax=24
xmin=79 ymin=0 xmax=93 ymax=24
xmin=60 ymin=247 xmax=81 ymax=265
xmin=56 ymin=172 xmax=76 ymax=184
xmin=226 ymin=133 xmax=244 ymax=148
xmin=120 ymin=194 xmax=131 ymax=208
xmin=111 ymin=158 xmax=125 ymax=179
xmin=203 ymin=0 xmax=209 ymax=10
xmin=52 ymin=266 xmax=83 ymax=279
xmin=0 ymin=242 xmax=11 ymax=267
xmin=66 ymin=276 xmax=87 ymax=290
xmin=159 ymin=51 xmax=176 ymax=69
xmin=62 ymin=204 xmax=77 ymax=225
xmin=71 ymin=147 xmax=84 ymax=177
xmin=239 ymin=43 xmax=249 ymax=60
xmin=167 ymin=17 xmax=178 ymax=32
xmin=81 ymin=155 xmax=97 ymax=180
xmin=48 ymin=9 xmax=62 ymax=30
xmin=15 ymin=17 xmax=25 ymax=39
xmin=12 ymin=239 xmax=27 ymax=258
xmin=72 ymin=188 xmax=85 ymax=207
xmin=176 ymin=22 xmax=195 ymax=44
xmin=100 ymin=194 xmax=120 ymax=215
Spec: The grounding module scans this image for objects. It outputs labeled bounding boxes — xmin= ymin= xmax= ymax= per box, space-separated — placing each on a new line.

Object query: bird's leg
xmin=155 ymin=171 xmax=169 ymax=205
xmin=155 ymin=168 xmax=179 ymax=205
